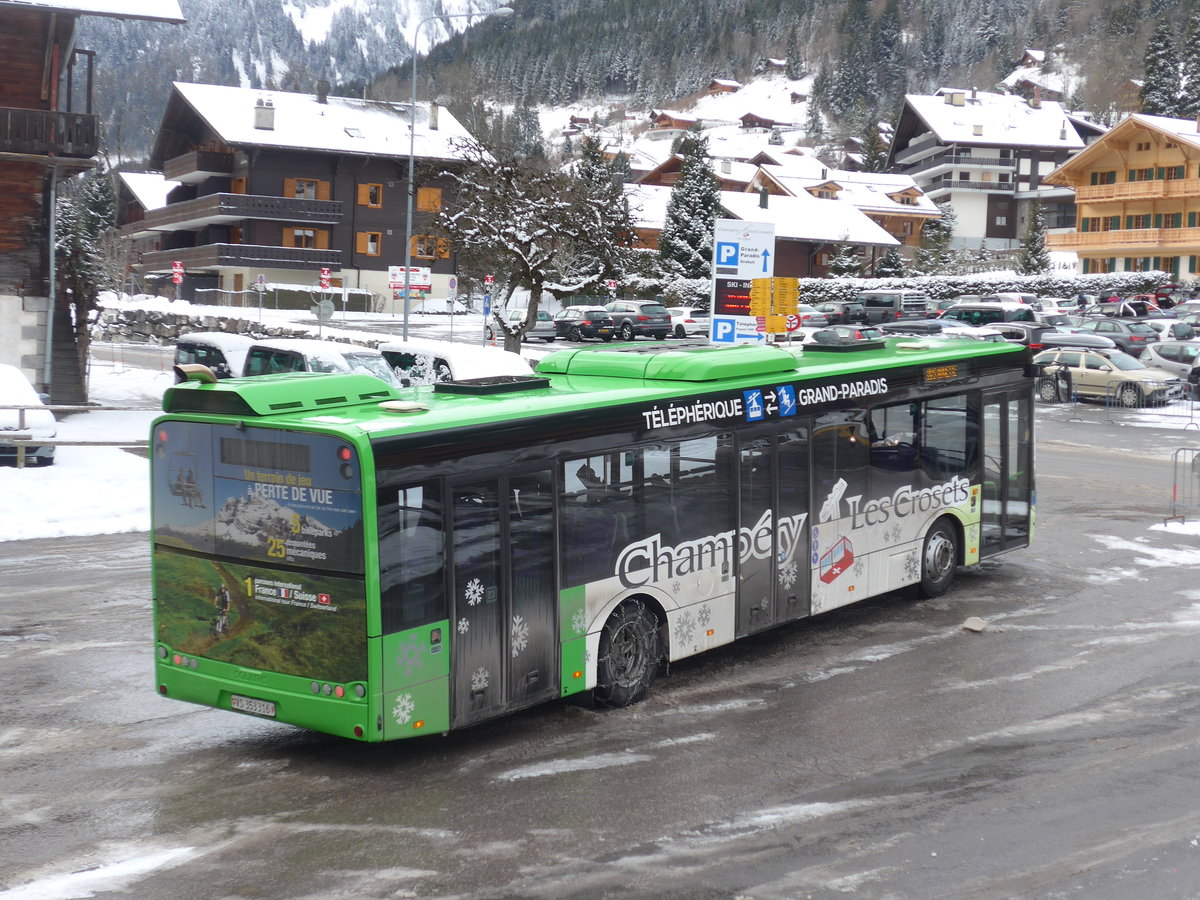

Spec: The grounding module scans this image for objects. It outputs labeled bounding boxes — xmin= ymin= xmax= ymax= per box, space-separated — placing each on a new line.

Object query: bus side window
xmin=813 ymin=410 xmax=869 ymax=520
xmin=379 ymin=482 xmax=445 ymax=633
xmin=918 ymin=394 xmax=978 ymax=483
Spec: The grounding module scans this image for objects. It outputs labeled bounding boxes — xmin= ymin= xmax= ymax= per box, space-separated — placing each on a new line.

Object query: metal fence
xmin=1 ymin=404 xmax=151 ymax=468
xmin=1034 ymin=373 xmax=1200 ymax=428
xmin=1168 ymin=448 xmax=1200 ymax=521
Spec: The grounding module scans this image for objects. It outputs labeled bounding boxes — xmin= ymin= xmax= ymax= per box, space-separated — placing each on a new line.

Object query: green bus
xmin=151 ymin=338 xmax=1034 ymax=741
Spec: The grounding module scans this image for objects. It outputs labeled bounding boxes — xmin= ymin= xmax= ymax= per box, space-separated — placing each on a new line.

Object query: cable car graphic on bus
xmin=819 ymin=536 xmax=854 ymax=584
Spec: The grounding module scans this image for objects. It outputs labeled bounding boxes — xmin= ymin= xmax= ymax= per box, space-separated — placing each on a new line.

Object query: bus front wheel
xmin=595 ymin=600 xmax=660 ymax=707
xmin=918 ymin=518 xmax=958 ymax=598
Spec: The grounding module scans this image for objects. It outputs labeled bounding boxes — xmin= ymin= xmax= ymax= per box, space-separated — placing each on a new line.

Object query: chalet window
xmin=1130 ymin=214 xmax=1151 ymax=229
xmin=900 ymin=221 xmax=913 ymax=236
xmin=230 ymin=177 xmax=247 ymax=194
xmin=895 ymin=195 xmax=915 ymax=205
xmin=995 ymin=216 xmax=1007 ymax=226
xmin=358 ymin=183 xmax=383 ymax=208
xmin=356 ymin=231 xmax=382 ymax=256
xmin=417 ymin=187 xmax=443 ymax=211
xmin=412 ymin=235 xmax=449 ymax=259
xmin=283 ymin=178 xmax=331 ymax=201
xmin=230 ymin=226 xmax=243 ymax=244
xmin=1129 ymin=168 xmax=1154 ymax=182
xmin=282 ymin=227 xmax=330 ymax=249
xmin=1166 ymin=165 xmax=1186 ymax=180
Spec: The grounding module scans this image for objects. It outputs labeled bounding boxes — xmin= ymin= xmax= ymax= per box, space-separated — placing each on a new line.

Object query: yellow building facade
xmin=1046 ymin=113 xmax=1200 ymax=281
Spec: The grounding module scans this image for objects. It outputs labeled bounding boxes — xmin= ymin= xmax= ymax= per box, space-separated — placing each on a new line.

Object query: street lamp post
xmin=402 ymin=5 xmax=514 ymax=339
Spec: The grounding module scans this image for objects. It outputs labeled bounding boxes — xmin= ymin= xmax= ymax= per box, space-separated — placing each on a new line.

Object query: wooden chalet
xmin=0 ymin=0 xmax=183 ymax=400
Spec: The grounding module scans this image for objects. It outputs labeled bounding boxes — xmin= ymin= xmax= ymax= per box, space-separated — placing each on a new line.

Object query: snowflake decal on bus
xmin=471 ymin=666 xmax=490 ymax=692
xmin=457 ymin=617 xmax=469 ymax=635
xmin=571 ymin=608 xmax=588 ymax=636
xmin=394 ymin=635 xmax=427 ymax=677
xmin=677 ymin=611 xmax=696 ymax=645
xmin=511 ymin=614 xmax=530 ymax=657
xmin=779 ymin=560 xmax=798 ymax=589
xmin=392 ymin=692 xmax=415 ymax=725
xmin=697 ymin=605 xmax=712 ymax=628
xmin=887 ymin=524 xmax=903 ymax=545
xmin=904 ymin=550 xmax=920 ymax=581
xmin=967 ymin=524 xmax=980 ymax=546
xmin=853 ymin=557 xmax=866 ymax=578
xmin=465 ymin=578 xmax=484 ymax=606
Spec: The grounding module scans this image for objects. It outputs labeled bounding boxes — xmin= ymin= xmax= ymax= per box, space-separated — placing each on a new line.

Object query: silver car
xmin=1142 ymin=340 xmax=1200 ymax=382
xmin=487 ymin=308 xmax=556 ymax=343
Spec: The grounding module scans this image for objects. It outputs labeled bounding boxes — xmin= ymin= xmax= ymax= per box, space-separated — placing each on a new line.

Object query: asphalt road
xmin=1 ymin=407 xmax=1199 ymax=899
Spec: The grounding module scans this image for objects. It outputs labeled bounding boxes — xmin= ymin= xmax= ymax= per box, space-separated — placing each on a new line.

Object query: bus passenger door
xmin=449 ymin=471 xmax=557 ymax=728
xmin=736 ymin=428 xmax=811 ymax=636
xmin=981 ymin=393 xmax=1033 ymax=555
xmin=737 ymin=436 xmax=776 ymax=635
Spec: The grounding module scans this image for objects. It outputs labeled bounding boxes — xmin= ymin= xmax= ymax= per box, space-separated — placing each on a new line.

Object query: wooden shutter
xmin=317 ymin=180 xmax=331 ymax=201
xmin=315 ymin=229 xmax=330 ymax=250
xmin=283 ymin=178 xmax=297 ymax=198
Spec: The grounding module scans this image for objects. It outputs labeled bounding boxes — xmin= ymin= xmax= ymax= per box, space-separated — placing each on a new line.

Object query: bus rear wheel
xmin=595 ymin=600 xmax=660 ymax=707
xmin=918 ymin=518 xmax=958 ymax=598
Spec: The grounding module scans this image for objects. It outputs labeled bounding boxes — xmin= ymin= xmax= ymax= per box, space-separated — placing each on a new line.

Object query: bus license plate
xmin=230 ymin=694 xmax=276 ymax=718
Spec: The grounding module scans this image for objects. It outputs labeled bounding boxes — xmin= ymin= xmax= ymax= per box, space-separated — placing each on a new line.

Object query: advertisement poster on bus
xmin=154 ymin=548 xmax=367 ymax=683
xmin=152 ymin=421 xmax=364 ymax=573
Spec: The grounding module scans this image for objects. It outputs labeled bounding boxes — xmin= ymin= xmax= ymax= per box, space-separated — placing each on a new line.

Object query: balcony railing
xmin=137 ymin=244 xmax=342 ymax=272
xmin=0 ymin=107 xmax=98 ymax=158
xmin=162 ymin=150 xmax=234 ymax=183
xmin=902 ymin=152 xmax=1018 ymax=174
xmin=122 ymin=193 xmax=344 ymax=236
xmin=1048 ymin=226 xmax=1200 ymax=251
xmin=1072 ymin=178 xmax=1200 ymax=202
xmin=927 ymin=179 xmax=1017 ymax=193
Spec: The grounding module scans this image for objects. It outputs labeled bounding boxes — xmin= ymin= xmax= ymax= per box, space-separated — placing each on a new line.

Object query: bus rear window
xmin=220 ymin=436 xmax=311 ymax=472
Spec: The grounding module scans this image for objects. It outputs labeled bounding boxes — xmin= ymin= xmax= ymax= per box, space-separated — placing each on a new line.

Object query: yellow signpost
xmin=750 ymin=277 xmax=801 ymax=336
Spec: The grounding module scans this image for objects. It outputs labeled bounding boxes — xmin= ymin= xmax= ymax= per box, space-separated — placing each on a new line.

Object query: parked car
xmin=856 ymin=289 xmax=930 ymax=324
xmin=1143 ymin=318 xmax=1196 ymax=341
xmin=925 ymin=297 xmax=963 ymax=316
xmin=988 ymin=321 xmax=1117 ymax=352
xmin=979 ymin=292 xmax=1038 ymax=305
xmin=880 ymin=319 xmax=1006 ymax=341
xmin=1081 ymin=299 xmax=1166 ymax=318
xmin=379 ymin=338 xmax=533 ymax=383
xmin=0 ymin=363 xmax=55 ymax=467
xmin=173 ymin=332 xmax=254 ymax=380
xmin=814 ymin=300 xmax=867 ymax=325
xmin=1141 ymin=340 xmax=1200 ymax=385
xmin=666 ymin=306 xmax=710 ymax=338
xmin=242 ymin=338 xmax=401 ymax=386
xmin=794 ymin=304 xmax=830 ymax=328
xmin=825 ymin=324 xmax=885 ymax=341
xmin=1072 ymin=318 xmax=1161 ymax=356
xmin=554 ymin=306 xmax=616 ymax=342
xmin=1032 ymin=347 xmax=1184 ymax=406
xmin=940 ymin=302 xmax=1037 ymax=325
xmin=486 ymin=308 xmax=556 ymax=343
xmin=605 ymin=300 xmax=671 ymax=340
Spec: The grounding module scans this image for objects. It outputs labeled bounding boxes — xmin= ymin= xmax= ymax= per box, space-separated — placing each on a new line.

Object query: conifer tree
xmin=826 ymin=242 xmax=863 ymax=278
xmin=913 ymin=202 xmax=957 ymax=275
xmin=1016 ymin=202 xmax=1051 ymax=275
xmin=1180 ymin=7 xmax=1200 ymax=118
xmin=659 ymin=133 xmax=721 ymax=280
xmin=872 ymin=247 xmax=906 ymax=278
xmin=1141 ymin=19 xmax=1181 ymax=116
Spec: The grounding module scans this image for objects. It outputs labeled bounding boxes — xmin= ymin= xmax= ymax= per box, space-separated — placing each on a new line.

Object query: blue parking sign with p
xmin=716 ymin=242 xmax=738 ymax=267
xmin=712 ymin=317 xmax=736 ymax=343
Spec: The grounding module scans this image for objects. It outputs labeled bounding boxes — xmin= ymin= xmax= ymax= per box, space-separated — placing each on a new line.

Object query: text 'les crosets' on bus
xmin=151 ymin=338 xmax=1034 ymax=741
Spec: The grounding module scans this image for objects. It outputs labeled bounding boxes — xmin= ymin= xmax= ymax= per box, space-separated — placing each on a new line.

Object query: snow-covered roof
xmin=903 ymin=89 xmax=1084 ymax=150
xmin=625 ymin=184 xmax=898 ymax=248
xmin=761 ymin=164 xmax=940 ymax=216
xmin=1001 ymin=66 xmax=1069 ymax=96
xmin=171 ymin=82 xmax=476 ymax=162
xmin=0 ymin=0 xmax=184 ymax=22
xmin=118 ymin=171 xmax=173 ymax=211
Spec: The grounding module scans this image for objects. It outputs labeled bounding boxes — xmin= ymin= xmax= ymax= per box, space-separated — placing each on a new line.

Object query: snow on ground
xmin=0 ymin=357 xmax=166 ymax=543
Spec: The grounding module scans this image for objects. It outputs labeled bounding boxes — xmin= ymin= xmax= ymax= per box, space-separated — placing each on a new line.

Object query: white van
xmin=378 ymin=338 xmax=534 ymax=384
xmin=173 ymin=332 xmax=255 ymax=381
xmin=241 ymin=338 xmax=401 ymax=387
xmin=856 ymin=289 xmax=930 ymax=324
